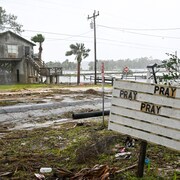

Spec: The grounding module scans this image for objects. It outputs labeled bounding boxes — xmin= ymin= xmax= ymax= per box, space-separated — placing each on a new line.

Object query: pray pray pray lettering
xmin=154 ymin=85 xmax=176 ymax=97
xmin=140 ymin=102 xmax=161 ymax=115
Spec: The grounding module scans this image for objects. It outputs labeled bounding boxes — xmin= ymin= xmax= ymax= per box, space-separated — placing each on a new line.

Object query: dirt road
xmin=0 ymin=87 xmax=112 ymax=131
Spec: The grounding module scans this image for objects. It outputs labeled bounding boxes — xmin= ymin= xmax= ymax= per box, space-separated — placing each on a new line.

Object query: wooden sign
xmin=108 ymin=80 xmax=180 ymax=151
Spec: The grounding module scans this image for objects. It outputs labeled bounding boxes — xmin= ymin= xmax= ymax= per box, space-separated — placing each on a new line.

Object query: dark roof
xmin=0 ymin=31 xmax=36 ymax=46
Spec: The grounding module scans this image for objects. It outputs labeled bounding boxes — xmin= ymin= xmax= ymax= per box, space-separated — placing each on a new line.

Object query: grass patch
xmin=0 ymin=100 xmax=18 ymax=106
xmin=0 ymin=83 xmax=106 ymax=91
xmin=0 ymin=84 xmax=49 ymax=91
xmin=0 ymin=120 xmax=179 ymax=179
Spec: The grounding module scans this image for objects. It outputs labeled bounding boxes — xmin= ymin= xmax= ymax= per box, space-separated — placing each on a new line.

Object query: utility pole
xmin=88 ymin=10 xmax=99 ymax=85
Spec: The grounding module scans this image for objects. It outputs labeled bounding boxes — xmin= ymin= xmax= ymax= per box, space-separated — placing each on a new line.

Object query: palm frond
xmin=65 ymin=51 xmax=73 ymax=56
xmin=65 ymin=43 xmax=90 ymax=61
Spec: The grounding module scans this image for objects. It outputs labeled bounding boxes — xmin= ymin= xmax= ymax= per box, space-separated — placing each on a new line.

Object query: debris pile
xmin=35 ymin=164 xmax=117 ymax=180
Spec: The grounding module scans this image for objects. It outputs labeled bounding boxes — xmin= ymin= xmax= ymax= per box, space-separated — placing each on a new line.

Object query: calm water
xmin=42 ymin=69 xmax=150 ymax=84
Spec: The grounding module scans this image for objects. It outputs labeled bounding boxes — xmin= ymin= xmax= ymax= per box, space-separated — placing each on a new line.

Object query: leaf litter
xmin=0 ymin=120 xmax=179 ymax=179
xmin=0 ymin=87 xmax=179 ymax=179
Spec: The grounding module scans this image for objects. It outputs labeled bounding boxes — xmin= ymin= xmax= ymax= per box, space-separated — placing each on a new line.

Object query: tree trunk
xmin=39 ymin=42 xmax=42 ymax=60
xmin=77 ymin=61 xmax=81 ymax=85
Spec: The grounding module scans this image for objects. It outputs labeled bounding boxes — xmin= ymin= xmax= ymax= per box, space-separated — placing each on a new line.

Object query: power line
xmin=124 ymin=30 xmax=180 ymax=40
xmin=98 ymin=24 xmax=180 ymax=39
xmin=2 ymin=26 xmax=93 ymax=39
xmin=24 ymin=34 xmax=173 ymax=50
xmin=23 ymin=31 xmax=175 ymax=52
xmin=25 ymin=29 xmax=92 ymax=38
xmin=98 ymin=24 xmax=180 ymax=31
xmin=4 ymin=26 xmax=175 ymax=52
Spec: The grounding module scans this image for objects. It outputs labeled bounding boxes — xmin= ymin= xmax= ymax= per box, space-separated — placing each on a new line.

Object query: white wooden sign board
xmin=108 ymin=79 xmax=180 ymax=151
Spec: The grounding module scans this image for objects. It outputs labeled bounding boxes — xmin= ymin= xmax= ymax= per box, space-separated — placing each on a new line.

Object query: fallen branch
xmin=55 ymin=164 xmax=117 ymax=180
xmin=0 ymin=171 xmax=13 ymax=178
xmin=115 ymin=164 xmax=137 ymax=174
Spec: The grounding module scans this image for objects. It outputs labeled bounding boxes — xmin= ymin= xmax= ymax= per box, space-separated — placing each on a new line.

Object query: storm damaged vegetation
xmin=0 ymin=120 xmax=179 ymax=179
xmin=0 ymin=85 xmax=179 ymax=179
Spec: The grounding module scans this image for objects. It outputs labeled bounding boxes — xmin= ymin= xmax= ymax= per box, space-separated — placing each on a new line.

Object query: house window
xmin=25 ymin=46 xmax=30 ymax=57
xmin=7 ymin=45 xmax=18 ymax=58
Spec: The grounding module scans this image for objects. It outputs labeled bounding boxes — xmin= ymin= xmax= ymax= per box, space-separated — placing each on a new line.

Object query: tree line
xmin=46 ymin=57 xmax=162 ymax=71
xmin=46 ymin=59 xmax=77 ymax=70
xmin=88 ymin=57 xmax=162 ymax=71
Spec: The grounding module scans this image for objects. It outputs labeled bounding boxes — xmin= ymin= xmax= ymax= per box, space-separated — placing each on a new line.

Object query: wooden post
xmin=137 ymin=140 xmax=147 ymax=177
xmin=101 ymin=62 xmax=105 ymax=127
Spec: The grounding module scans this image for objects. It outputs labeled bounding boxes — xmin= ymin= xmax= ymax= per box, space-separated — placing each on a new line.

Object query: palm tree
xmin=31 ymin=34 xmax=45 ymax=61
xmin=65 ymin=43 xmax=90 ymax=85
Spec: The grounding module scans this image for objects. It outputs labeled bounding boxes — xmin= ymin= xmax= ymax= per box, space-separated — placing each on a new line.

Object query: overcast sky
xmin=1 ymin=0 xmax=180 ymax=64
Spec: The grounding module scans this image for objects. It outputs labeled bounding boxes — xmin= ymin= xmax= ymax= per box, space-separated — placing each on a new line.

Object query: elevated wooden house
xmin=0 ymin=31 xmax=62 ymax=84
xmin=0 ymin=31 xmax=42 ymax=84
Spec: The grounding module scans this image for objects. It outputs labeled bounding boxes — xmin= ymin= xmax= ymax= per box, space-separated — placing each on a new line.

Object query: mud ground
xmin=0 ymin=87 xmax=112 ymax=133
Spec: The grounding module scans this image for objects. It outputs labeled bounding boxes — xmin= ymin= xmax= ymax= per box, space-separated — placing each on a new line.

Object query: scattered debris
xmin=84 ymin=89 xmax=99 ymax=95
xmin=21 ymin=142 xmax=26 ymax=146
xmin=125 ymin=137 xmax=135 ymax=148
xmin=0 ymin=96 xmax=179 ymax=180
xmin=119 ymin=147 xmax=126 ymax=153
xmin=115 ymin=164 xmax=137 ymax=173
xmin=76 ymin=122 xmax=84 ymax=126
xmin=0 ymin=171 xmax=13 ymax=178
xmin=54 ymin=164 xmax=117 ymax=180
xmin=34 ymin=173 xmax=45 ymax=180
xmin=54 ymin=168 xmax=74 ymax=178
xmin=40 ymin=167 xmax=52 ymax=173
xmin=115 ymin=152 xmax=132 ymax=159
xmin=145 ymin=157 xmax=150 ymax=165
xmin=113 ymin=144 xmax=132 ymax=160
